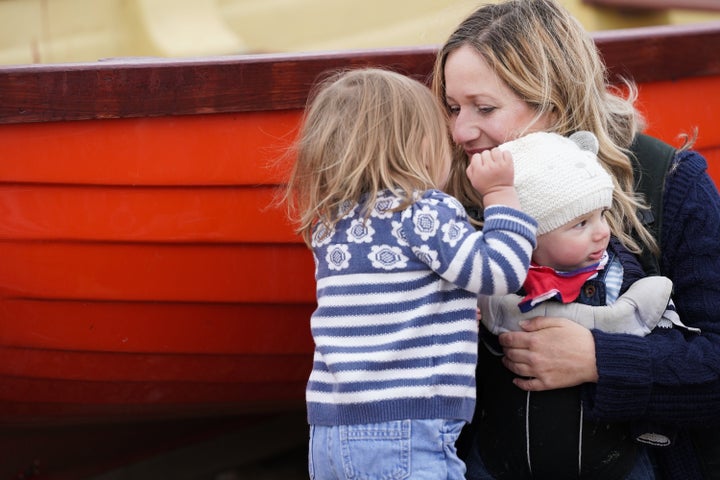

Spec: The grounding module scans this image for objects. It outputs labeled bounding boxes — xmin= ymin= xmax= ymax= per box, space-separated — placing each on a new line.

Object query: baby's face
xmin=532 ymin=208 xmax=611 ymax=271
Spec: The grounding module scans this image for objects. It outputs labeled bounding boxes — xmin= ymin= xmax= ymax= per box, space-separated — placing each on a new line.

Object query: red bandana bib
xmin=518 ymin=252 xmax=608 ymax=313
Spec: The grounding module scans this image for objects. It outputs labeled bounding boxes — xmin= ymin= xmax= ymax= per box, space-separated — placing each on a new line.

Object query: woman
xmin=431 ymin=0 xmax=720 ymax=478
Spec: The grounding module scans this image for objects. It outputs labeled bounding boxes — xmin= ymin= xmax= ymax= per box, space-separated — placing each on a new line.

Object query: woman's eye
xmin=445 ymin=105 xmax=495 ymax=115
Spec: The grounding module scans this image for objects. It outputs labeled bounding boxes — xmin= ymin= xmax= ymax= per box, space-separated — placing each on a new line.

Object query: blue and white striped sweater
xmin=307 ymin=189 xmax=537 ymax=426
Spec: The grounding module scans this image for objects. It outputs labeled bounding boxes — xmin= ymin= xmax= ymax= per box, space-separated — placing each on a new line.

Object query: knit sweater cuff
xmin=585 ymin=329 xmax=652 ymax=420
xmin=483 ymin=204 xmax=537 ymax=224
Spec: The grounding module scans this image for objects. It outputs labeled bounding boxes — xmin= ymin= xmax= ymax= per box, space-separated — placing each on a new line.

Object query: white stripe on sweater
xmin=312 ymin=340 xmax=477 ymax=365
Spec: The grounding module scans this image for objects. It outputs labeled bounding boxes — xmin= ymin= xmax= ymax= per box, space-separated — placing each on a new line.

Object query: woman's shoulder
xmin=669 ymin=149 xmax=709 ymax=180
xmin=664 ymin=149 xmax=716 ymax=212
xmin=661 ymin=148 xmax=720 ymax=259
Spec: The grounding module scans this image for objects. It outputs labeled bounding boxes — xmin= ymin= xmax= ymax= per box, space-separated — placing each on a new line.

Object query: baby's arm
xmin=479 ymin=276 xmax=674 ymax=336
xmin=466 ymin=148 xmax=521 ymax=209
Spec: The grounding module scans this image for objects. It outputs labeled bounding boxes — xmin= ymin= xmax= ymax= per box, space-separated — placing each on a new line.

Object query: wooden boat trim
xmin=0 ymin=22 xmax=719 ymax=125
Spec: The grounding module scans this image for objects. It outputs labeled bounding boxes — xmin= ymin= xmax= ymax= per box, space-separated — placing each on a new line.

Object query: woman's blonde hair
xmin=432 ymin=0 xmax=657 ymax=254
xmin=285 ymin=68 xmax=452 ymax=247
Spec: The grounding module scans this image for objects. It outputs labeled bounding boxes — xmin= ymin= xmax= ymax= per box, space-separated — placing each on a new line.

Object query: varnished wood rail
xmin=0 ymin=22 xmax=719 ymax=124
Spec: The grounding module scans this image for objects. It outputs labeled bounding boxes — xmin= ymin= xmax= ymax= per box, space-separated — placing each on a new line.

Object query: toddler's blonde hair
xmin=285 ymin=68 xmax=452 ymax=247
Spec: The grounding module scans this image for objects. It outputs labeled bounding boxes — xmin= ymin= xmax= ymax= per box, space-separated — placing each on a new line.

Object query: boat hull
xmin=0 ymin=112 xmax=316 ymax=425
xmin=0 ymin=24 xmax=719 ymax=429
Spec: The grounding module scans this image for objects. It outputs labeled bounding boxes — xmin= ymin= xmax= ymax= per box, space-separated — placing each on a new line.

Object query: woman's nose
xmin=451 ymin=111 xmax=478 ymax=145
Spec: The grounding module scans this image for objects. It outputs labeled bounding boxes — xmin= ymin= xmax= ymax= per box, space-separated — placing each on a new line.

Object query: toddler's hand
xmin=466 ymin=148 xmax=520 ymax=208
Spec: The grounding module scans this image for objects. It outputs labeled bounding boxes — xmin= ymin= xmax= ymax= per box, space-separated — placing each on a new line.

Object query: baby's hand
xmin=466 ymin=148 xmax=520 ymax=208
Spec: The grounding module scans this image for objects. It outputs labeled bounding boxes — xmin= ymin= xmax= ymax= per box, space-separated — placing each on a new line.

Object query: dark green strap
xmin=629 ymin=133 xmax=676 ymax=275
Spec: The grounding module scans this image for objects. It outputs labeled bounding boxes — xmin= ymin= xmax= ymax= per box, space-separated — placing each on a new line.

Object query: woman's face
xmin=444 ymin=44 xmax=555 ymax=160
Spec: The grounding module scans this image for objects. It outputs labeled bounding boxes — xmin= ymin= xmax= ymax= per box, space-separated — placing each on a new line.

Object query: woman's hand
xmin=498 ymin=316 xmax=599 ymax=391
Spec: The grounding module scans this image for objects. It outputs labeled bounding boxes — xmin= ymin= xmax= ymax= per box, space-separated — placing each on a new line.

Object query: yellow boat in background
xmin=1 ymin=0 xmax=719 ymax=65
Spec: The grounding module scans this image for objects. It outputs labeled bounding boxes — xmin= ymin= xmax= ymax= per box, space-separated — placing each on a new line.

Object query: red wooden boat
xmin=0 ymin=21 xmax=719 ymax=477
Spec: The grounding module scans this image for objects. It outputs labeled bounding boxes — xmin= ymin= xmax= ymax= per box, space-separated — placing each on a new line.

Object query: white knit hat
xmin=499 ymin=131 xmax=614 ymax=235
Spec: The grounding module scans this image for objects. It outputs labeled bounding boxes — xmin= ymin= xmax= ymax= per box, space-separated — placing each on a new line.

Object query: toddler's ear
xmin=569 ymin=131 xmax=599 ymax=155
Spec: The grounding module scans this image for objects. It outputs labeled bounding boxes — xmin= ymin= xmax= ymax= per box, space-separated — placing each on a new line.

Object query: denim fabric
xmin=309 ymin=419 xmax=466 ymax=479
xmin=464 ymin=435 xmax=656 ymax=480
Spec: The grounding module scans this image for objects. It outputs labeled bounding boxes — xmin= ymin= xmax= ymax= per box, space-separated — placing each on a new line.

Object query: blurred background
xmin=1 ymin=0 xmax=719 ymax=65
xmin=1 ymin=1 xmax=719 ymax=479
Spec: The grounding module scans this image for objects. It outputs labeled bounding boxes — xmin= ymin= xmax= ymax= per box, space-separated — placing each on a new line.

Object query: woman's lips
xmin=465 ymin=147 xmax=493 ymax=157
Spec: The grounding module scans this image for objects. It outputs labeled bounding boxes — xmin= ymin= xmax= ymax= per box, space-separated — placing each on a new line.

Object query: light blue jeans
xmin=309 ymin=419 xmax=467 ymax=479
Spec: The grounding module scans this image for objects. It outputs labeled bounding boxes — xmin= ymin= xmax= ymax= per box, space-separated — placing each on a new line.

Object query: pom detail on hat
xmin=499 ymin=131 xmax=614 ymax=235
